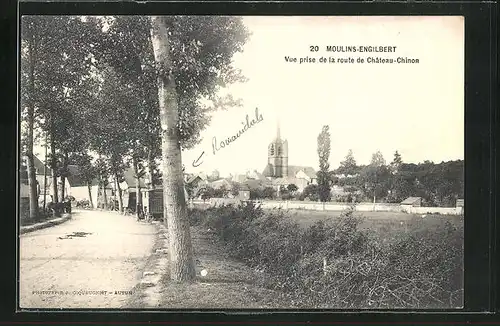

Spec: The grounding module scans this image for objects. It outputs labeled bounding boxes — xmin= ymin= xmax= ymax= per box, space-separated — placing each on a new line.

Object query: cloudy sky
xmin=180 ymin=16 xmax=464 ymax=177
xmin=31 ymin=16 xmax=464 ymax=178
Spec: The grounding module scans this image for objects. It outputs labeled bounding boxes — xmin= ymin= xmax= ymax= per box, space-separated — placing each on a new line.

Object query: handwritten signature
xmin=191 ymin=107 xmax=264 ymax=168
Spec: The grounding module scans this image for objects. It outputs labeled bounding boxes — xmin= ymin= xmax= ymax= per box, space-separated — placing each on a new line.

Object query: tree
xmin=94 ymin=157 xmax=110 ymax=209
xmin=371 ymin=150 xmax=386 ymax=167
xmin=20 ymin=18 xmax=39 ymax=219
xmin=301 ymin=184 xmax=319 ymax=202
xmin=150 ymin=16 xmax=249 ymax=281
xmin=216 ymin=185 xmax=230 ymax=198
xmin=262 ymin=186 xmax=276 ymax=199
xmin=317 ymin=125 xmax=331 ymax=202
xmin=209 ymin=170 xmax=220 ymax=181
xmin=21 ymin=16 xmax=97 ymax=208
xmin=390 ymin=150 xmax=403 ymax=174
xmin=337 ymin=149 xmax=358 ymax=176
xmin=360 ymin=151 xmax=390 ymax=204
xmin=230 ymin=183 xmax=241 ymax=197
xmin=200 ymin=186 xmax=215 ymax=201
xmin=70 ymin=152 xmax=96 ymax=208
xmin=88 ymin=15 xmax=249 ymax=281
xmin=150 ymin=16 xmax=196 ymax=280
xmin=387 ymin=150 xmax=405 ymax=202
xmin=287 ymin=184 xmax=298 ymax=193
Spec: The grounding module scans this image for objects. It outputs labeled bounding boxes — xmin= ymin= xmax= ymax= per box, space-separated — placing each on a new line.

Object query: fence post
xmin=323 ymin=257 xmax=327 ymax=276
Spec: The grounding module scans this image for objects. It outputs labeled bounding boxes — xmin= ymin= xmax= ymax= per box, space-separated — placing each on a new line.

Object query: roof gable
xmin=123 ymin=167 xmax=147 ymax=188
xmin=22 ymin=155 xmax=48 ymax=175
xmin=288 ymin=166 xmax=317 ymax=179
xmin=401 ymin=197 xmax=422 ymax=204
xmin=65 ymin=164 xmax=99 ymax=187
xmin=262 ymin=164 xmax=273 ymax=177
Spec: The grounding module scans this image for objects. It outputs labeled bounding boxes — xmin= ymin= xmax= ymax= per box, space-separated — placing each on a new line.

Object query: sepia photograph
xmin=19 ymin=15 xmax=464 ymax=310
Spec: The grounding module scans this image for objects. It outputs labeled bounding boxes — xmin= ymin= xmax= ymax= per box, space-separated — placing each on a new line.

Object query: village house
xmin=21 ymin=156 xmax=44 ymax=202
xmin=59 ymin=164 xmax=113 ymax=208
xmin=400 ymin=197 xmax=422 ymax=213
xmin=209 ymin=178 xmax=234 ymax=190
xmin=19 ymin=165 xmax=30 ymax=219
xmin=120 ymin=167 xmax=148 ymax=211
xmin=186 ymin=172 xmax=209 ymax=189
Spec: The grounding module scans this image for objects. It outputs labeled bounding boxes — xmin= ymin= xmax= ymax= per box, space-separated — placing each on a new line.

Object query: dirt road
xmin=19 ymin=209 xmax=156 ymax=309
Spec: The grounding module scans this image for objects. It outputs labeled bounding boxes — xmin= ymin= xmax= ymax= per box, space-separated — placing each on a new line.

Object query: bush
xmin=280 ymin=193 xmax=294 ymax=201
xmin=191 ymin=203 xmax=463 ymax=308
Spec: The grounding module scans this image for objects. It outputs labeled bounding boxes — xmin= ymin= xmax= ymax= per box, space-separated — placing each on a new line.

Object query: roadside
xmin=19 ymin=209 xmax=156 ymax=309
xmin=20 ymin=213 xmax=72 ymax=234
xmin=131 ymin=223 xmax=300 ymax=309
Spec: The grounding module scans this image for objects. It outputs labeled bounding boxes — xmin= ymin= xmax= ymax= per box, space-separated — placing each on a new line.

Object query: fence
xmin=193 ymin=199 xmax=463 ymax=215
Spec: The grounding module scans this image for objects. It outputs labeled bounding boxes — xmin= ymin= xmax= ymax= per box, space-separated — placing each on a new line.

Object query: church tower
xmin=267 ymin=121 xmax=288 ymax=178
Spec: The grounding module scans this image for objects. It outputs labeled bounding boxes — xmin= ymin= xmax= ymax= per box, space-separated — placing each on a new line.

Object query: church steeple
xmin=266 ymin=118 xmax=289 ymax=178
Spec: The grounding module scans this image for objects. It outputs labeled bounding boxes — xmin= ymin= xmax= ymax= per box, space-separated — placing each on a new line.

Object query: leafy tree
xmin=69 ymin=152 xmax=96 ymax=208
xmin=209 ymin=170 xmax=221 ymax=181
xmin=317 ymin=125 xmax=331 ymax=202
xmin=200 ymin=186 xmax=217 ymax=201
xmin=337 ymin=149 xmax=358 ymax=176
xmin=21 ymin=16 xmax=97 ymax=210
xmin=390 ymin=150 xmax=403 ymax=174
xmin=138 ymin=16 xmax=249 ymax=281
xmin=371 ymin=151 xmax=386 ymax=167
xmin=301 ymin=184 xmax=319 ymax=201
xmin=94 ymin=157 xmax=110 ymax=209
xmin=360 ymin=151 xmax=390 ymax=203
xmin=287 ymin=184 xmax=298 ymax=193
xmin=387 ymin=151 xmax=406 ymax=202
xmin=216 ymin=185 xmax=230 ymax=198
xmin=230 ymin=183 xmax=241 ymax=197
xmin=20 ymin=18 xmax=39 ymax=219
xmin=262 ymin=186 xmax=276 ymax=199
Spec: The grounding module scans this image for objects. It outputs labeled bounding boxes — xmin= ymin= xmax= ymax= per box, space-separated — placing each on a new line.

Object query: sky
xmin=32 ymin=16 xmax=464 ymax=178
xmin=180 ymin=16 xmax=465 ymax=177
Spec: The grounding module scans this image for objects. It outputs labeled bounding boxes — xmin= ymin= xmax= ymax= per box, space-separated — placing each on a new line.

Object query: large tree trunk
xmin=50 ymin=135 xmax=58 ymax=203
xmin=43 ymin=132 xmax=48 ymax=209
xmin=115 ymin=172 xmax=124 ymax=213
xmin=147 ymin=150 xmax=155 ymax=189
xmin=60 ymin=153 xmax=68 ymax=200
xmin=61 ymin=175 xmax=66 ymax=200
xmin=150 ymin=16 xmax=196 ymax=282
xmin=102 ymin=182 xmax=108 ymax=210
xmin=133 ymin=158 xmax=143 ymax=220
xmin=26 ymin=23 xmax=39 ymax=220
xmin=87 ymin=183 xmax=94 ymax=208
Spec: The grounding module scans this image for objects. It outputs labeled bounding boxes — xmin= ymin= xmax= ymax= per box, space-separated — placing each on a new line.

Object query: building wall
xmin=35 ymin=174 xmax=51 ymax=195
xmin=71 ymin=185 xmax=100 ymax=208
xmin=47 ymin=177 xmax=71 ymax=200
xmin=20 ymin=183 xmax=30 ymax=198
xmin=295 ymin=170 xmax=311 ymax=183
xmin=256 ymin=201 xmax=463 ymax=215
xmin=210 ymin=198 xmax=242 ymax=207
xmin=71 ymin=186 xmax=89 ymax=202
xmin=294 ymin=178 xmax=309 ymax=192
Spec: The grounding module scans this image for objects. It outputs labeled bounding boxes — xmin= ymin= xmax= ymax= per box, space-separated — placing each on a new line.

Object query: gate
xmin=148 ymin=189 xmax=164 ymax=218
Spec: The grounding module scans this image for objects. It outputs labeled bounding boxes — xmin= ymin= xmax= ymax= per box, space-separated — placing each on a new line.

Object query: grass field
xmin=188 ymin=203 xmax=464 ymax=308
xmin=193 ymin=202 xmax=464 ymax=238
xmin=265 ymin=208 xmax=464 ymax=245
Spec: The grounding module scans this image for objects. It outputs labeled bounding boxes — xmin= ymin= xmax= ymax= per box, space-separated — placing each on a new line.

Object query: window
xmin=270 ymin=144 xmax=275 ymax=155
